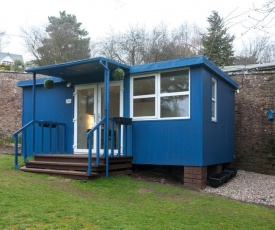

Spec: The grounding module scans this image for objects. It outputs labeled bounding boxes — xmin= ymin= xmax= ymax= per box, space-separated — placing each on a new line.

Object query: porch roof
xmin=25 ymin=57 xmax=130 ymax=83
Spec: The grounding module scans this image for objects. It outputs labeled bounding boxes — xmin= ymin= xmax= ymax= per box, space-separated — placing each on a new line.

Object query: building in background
xmin=0 ymin=52 xmax=24 ymax=65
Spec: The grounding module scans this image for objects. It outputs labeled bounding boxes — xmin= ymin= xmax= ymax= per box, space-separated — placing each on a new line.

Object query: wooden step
xmin=26 ymin=161 xmax=88 ymax=172
xmin=20 ymin=166 xmax=98 ymax=180
xmin=33 ymin=154 xmax=101 ymax=164
xmin=26 ymin=161 xmax=132 ymax=172
xmin=93 ymin=163 xmax=132 ymax=172
xmin=22 ymin=154 xmax=133 ymax=180
xmin=33 ymin=154 xmax=132 ymax=164
xmin=108 ymin=156 xmax=133 ymax=164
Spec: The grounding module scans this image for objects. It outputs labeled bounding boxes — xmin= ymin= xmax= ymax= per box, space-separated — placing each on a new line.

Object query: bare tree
xmin=144 ymin=24 xmax=176 ymax=63
xmin=98 ymin=26 xmax=146 ymax=65
xmin=97 ymin=23 xmax=203 ymax=66
xmin=0 ymin=31 xmax=9 ymax=52
xmin=21 ymin=26 xmax=46 ymax=65
xmin=235 ymin=36 xmax=275 ymax=64
xmin=244 ymin=1 xmax=275 ymax=34
xmin=172 ymin=23 xmax=203 ymax=57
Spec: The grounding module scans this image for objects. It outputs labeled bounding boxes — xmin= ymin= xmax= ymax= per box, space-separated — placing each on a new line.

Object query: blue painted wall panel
xmin=131 ymin=66 xmax=236 ymax=166
xmin=201 ymin=69 xmax=235 ymax=165
xmin=22 ymin=83 xmax=74 ymax=155
xmin=132 ymin=66 xmax=204 ymax=166
xmin=132 ymin=120 xmax=203 ymax=165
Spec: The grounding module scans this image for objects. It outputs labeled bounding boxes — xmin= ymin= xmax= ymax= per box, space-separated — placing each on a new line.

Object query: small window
xmin=133 ymin=76 xmax=155 ymax=96
xmin=133 ymin=76 xmax=156 ymax=117
xmin=212 ymin=78 xmax=217 ymax=121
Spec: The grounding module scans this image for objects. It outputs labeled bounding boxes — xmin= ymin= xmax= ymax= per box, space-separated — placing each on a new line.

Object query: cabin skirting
xmin=183 ymin=163 xmax=232 ymax=189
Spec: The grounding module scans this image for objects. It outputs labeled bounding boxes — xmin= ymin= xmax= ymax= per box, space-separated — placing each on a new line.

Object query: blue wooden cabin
xmin=14 ymin=56 xmax=238 ymax=189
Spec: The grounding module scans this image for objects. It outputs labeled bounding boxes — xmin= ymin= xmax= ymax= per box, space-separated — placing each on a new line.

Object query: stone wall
xmin=231 ymin=72 xmax=275 ymax=175
xmin=0 ymin=71 xmax=32 ymax=139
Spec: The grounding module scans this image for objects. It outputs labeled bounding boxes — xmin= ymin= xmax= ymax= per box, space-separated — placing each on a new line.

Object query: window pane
xmin=212 ymin=80 xmax=216 ymax=99
xmin=134 ymin=76 xmax=155 ymax=96
xmin=212 ymin=101 xmax=216 ymax=118
xmin=134 ymin=98 xmax=155 ymax=117
xmin=161 ymin=70 xmax=189 ymax=93
xmin=101 ymin=86 xmax=120 ymax=117
xmin=77 ymin=88 xmax=94 ymax=149
xmin=161 ymin=95 xmax=189 ymax=117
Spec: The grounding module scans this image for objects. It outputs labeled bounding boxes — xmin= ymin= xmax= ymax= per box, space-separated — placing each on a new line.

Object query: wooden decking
xmin=20 ymin=154 xmax=133 ymax=180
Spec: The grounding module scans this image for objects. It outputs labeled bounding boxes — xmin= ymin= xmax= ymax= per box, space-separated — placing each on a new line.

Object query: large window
xmin=212 ymin=78 xmax=217 ymax=121
xmin=131 ymin=69 xmax=190 ymax=119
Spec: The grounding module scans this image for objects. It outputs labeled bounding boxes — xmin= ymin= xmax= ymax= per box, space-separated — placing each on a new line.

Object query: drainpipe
xmin=99 ymin=60 xmax=110 ymax=179
xmin=32 ymin=72 xmax=36 ymax=154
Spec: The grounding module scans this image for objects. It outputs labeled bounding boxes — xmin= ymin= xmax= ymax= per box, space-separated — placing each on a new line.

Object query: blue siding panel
xmin=132 ymin=66 xmax=204 ymax=166
xmin=201 ymin=69 xmax=235 ymax=165
xmin=132 ymin=120 xmax=201 ymax=165
xmin=131 ymin=66 xmax=236 ymax=166
xmin=22 ymin=83 xmax=74 ymax=155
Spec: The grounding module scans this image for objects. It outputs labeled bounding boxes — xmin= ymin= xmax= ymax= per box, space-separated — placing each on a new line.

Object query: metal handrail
xmin=13 ymin=120 xmax=66 ymax=169
xmin=85 ymin=116 xmax=131 ymax=175
xmin=13 ymin=120 xmax=34 ymax=168
xmin=86 ymin=116 xmax=106 ymax=174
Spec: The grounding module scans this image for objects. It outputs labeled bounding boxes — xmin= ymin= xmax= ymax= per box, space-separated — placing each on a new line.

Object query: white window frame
xmin=131 ymin=75 xmax=157 ymax=119
xmin=130 ymin=68 xmax=190 ymax=120
xmin=212 ymin=78 xmax=217 ymax=122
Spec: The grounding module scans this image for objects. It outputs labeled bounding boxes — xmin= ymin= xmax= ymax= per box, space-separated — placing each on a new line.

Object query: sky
xmin=0 ymin=0 xmax=272 ymax=62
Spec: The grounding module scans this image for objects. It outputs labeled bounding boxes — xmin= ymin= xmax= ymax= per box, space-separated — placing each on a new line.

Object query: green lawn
xmin=0 ymin=154 xmax=274 ymax=229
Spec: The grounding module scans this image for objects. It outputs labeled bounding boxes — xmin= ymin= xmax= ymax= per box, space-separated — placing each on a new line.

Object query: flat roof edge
xmin=25 ymin=57 xmax=131 ymax=73
xmin=130 ymin=56 xmax=238 ymax=89
xmin=18 ymin=77 xmax=63 ymax=87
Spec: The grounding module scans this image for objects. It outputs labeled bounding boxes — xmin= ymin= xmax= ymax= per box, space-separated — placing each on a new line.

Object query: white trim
xmin=212 ymin=78 xmax=217 ymax=122
xmin=73 ymin=84 xmax=97 ymax=154
xmin=130 ymin=68 xmax=190 ymax=120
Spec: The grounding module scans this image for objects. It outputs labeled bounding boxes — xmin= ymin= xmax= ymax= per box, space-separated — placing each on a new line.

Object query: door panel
xmin=99 ymin=85 xmax=121 ymax=149
xmin=74 ymin=83 xmax=122 ymax=153
xmin=76 ymin=86 xmax=97 ymax=150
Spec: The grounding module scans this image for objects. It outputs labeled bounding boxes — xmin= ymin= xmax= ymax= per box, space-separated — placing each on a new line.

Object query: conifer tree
xmin=37 ymin=11 xmax=91 ymax=65
xmin=22 ymin=11 xmax=91 ymax=66
xmin=202 ymin=11 xmax=235 ymax=66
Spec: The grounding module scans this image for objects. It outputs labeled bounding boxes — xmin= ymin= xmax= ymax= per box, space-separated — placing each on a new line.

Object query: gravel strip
xmin=203 ymin=170 xmax=275 ymax=207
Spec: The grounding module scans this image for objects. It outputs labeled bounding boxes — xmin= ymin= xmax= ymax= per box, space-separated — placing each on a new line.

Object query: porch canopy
xmin=25 ymin=57 xmax=130 ymax=83
xmin=23 ymin=57 xmax=131 ymax=175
